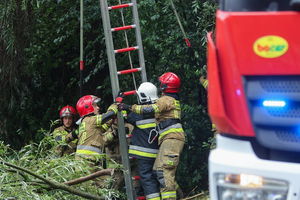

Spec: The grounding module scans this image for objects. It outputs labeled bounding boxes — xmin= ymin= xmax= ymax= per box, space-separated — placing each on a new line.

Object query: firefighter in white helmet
xmin=125 ymin=82 xmax=160 ymax=200
xmin=118 ymin=72 xmax=185 ymax=200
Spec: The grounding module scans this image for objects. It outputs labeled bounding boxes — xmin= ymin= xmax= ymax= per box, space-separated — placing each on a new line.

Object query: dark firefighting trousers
xmin=137 ymin=158 xmax=160 ymax=200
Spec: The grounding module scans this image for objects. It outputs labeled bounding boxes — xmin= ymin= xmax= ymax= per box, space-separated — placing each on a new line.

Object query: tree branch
xmin=5 ymin=168 xmax=29 ymax=181
xmin=182 ymin=192 xmax=205 ymax=200
xmin=0 ymin=160 xmax=105 ymax=200
xmin=64 ymin=168 xmax=114 ymax=186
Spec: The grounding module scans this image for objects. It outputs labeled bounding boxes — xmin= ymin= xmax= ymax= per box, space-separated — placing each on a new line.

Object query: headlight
xmin=216 ymin=173 xmax=288 ymax=200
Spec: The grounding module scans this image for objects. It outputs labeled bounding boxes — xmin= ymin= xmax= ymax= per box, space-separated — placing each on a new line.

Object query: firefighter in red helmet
xmin=75 ymin=95 xmax=118 ymax=166
xmin=52 ymin=105 xmax=78 ymax=156
xmin=118 ymin=72 xmax=185 ymax=200
xmin=159 ymin=72 xmax=181 ymax=93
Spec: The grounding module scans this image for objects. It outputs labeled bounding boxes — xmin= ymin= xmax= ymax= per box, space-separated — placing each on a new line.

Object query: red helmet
xmin=59 ymin=105 xmax=77 ymax=118
xmin=76 ymin=95 xmax=100 ymax=117
xmin=159 ymin=72 xmax=181 ymax=93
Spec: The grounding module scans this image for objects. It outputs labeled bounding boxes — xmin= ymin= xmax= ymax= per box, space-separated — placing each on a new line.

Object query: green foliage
xmin=136 ymin=0 xmax=217 ymax=194
xmin=0 ymin=0 xmax=217 ymax=196
xmin=178 ymin=105 xmax=215 ymax=194
xmin=0 ymin=131 xmax=123 ymax=199
xmin=0 ymin=0 xmax=34 ymax=148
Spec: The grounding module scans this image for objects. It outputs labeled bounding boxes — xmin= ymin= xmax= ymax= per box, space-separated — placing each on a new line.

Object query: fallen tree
xmin=0 ymin=137 xmax=123 ymax=199
xmin=1 ymin=160 xmax=107 ymax=200
xmin=64 ymin=168 xmax=114 ymax=186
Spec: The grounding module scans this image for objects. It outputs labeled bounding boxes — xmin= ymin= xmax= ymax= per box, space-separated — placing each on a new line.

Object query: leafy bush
xmin=0 ymin=0 xmax=217 ymax=196
xmin=0 ymin=130 xmax=123 ymax=199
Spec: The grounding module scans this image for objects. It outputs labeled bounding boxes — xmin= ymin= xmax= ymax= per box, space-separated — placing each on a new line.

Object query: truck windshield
xmin=220 ymin=0 xmax=300 ymax=12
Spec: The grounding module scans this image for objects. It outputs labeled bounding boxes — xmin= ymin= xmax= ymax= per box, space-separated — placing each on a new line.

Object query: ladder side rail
xmin=131 ymin=0 xmax=147 ymax=82
xmin=99 ymin=0 xmax=119 ymax=93
xmin=99 ymin=1 xmax=135 ymax=200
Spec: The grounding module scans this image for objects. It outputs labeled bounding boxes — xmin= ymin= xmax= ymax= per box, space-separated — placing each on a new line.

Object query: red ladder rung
xmin=117 ymin=68 xmax=141 ymax=75
xmin=108 ymin=3 xmax=133 ymax=10
xmin=136 ymin=196 xmax=146 ymax=200
xmin=114 ymin=46 xmax=138 ymax=53
xmin=123 ymin=90 xmax=136 ymax=96
xmin=132 ymin=175 xmax=141 ymax=181
xmin=111 ymin=25 xmax=136 ymax=32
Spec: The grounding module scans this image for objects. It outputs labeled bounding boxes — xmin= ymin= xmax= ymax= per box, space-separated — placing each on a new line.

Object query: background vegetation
xmin=0 ymin=0 xmax=217 ymax=198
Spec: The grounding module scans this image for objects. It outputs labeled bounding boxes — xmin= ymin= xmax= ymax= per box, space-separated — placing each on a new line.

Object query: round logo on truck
xmin=253 ymin=35 xmax=288 ymax=58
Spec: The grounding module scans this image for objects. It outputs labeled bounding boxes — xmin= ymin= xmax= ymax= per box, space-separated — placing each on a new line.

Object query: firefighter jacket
xmin=76 ymin=105 xmax=118 ymax=161
xmin=52 ymin=125 xmax=78 ymax=156
xmin=200 ymin=77 xmax=208 ymax=89
xmin=126 ymin=112 xmax=159 ymax=160
xmin=131 ymin=93 xmax=184 ymax=144
xmin=104 ymin=123 xmax=134 ymax=167
xmin=199 ymin=78 xmax=218 ymax=133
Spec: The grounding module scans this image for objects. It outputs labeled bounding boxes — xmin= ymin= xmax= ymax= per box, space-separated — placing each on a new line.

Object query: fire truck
xmin=208 ymin=0 xmax=300 ymax=199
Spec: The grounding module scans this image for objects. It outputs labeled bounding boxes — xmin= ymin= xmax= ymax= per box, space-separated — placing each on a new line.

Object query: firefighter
xmin=118 ymin=72 xmax=185 ymax=200
xmin=199 ymin=75 xmax=208 ymax=89
xmin=104 ymin=117 xmax=134 ymax=166
xmin=102 ymin=117 xmax=136 ymax=190
xmin=125 ymin=82 xmax=160 ymax=200
xmin=199 ymin=75 xmax=218 ymax=133
xmin=52 ymin=105 xmax=78 ymax=156
xmin=75 ymin=95 xmax=118 ymax=168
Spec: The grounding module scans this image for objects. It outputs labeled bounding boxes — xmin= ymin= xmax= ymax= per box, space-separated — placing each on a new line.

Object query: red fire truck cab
xmin=207 ymin=0 xmax=300 ymax=199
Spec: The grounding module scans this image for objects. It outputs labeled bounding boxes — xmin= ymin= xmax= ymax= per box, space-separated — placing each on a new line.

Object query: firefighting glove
xmin=118 ymin=103 xmax=131 ymax=111
xmin=108 ymin=104 xmax=118 ymax=114
xmin=115 ymin=91 xmax=125 ymax=103
xmin=71 ymin=129 xmax=79 ymax=139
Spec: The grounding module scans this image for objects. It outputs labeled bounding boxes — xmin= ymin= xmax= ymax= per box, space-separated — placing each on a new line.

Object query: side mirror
xmin=291 ymin=0 xmax=300 ymax=10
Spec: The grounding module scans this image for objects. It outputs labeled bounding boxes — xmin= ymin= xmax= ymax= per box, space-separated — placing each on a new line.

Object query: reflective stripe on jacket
xmin=127 ymin=112 xmax=159 ymax=160
xmin=131 ymin=95 xmax=184 ymax=142
xmin=201 ymin=79 xmax=208 ymax=89
xmin=136 ymin=118 xmax=156 ymax=129
xmin=146 ymin=192 xmax=161 ymax=200
xmin=158 ymin=123 xmax=184 ymax=140
xmin=161 ymin=191 xmax=176 ymax=199
xmin=76 ymin=111 xmax=114 ymax=160
xmin=129 ymin=145 xmax=158 ymax=158
xmin=76 ymin=145 xmax=105 ymax=158
xmin=131 ymin=95 xmax=181 ymax=122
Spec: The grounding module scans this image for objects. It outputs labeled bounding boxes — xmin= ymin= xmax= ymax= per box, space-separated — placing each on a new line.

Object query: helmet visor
xmin=92 ymin=97 xmax=102 ymax=107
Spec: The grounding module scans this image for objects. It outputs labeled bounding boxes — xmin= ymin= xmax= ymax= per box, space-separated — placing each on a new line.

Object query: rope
xmin=169 ymin=0 xmax=191 ymax=47
xmin=80 ymin=0 xmax=84 ymax=96
xmin=118 ymin=0 xmax=138 ymax=91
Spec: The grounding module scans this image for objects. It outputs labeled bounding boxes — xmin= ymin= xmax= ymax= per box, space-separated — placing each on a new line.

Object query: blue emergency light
xmin=262 ymin=100 xmax=286 ymax=108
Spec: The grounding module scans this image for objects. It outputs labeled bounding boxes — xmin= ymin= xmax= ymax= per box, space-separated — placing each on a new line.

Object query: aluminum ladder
xmin=99 ymin=0 xmax=147 ymax=199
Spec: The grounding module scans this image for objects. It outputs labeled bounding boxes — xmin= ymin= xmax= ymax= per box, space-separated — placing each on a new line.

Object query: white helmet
xmin=137 ymin=82 xmax=158 ymax=104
